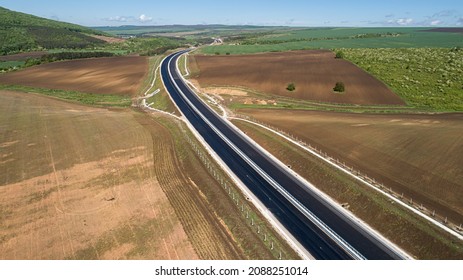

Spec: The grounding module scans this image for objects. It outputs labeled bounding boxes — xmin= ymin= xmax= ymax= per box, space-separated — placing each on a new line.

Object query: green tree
xmin=333 ymin=82 xmax=345 ymax=92
xmin=335 ymin=51 xmax=344 ymax=59
xmin=286 ymin=82 xmax=296 ymax=91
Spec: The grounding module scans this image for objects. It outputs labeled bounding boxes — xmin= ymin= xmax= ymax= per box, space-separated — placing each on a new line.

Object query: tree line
xmin=25 ymin=51 xmax=115 ymax=67
xmin=240 ymin=32 xmax=403 ymax=46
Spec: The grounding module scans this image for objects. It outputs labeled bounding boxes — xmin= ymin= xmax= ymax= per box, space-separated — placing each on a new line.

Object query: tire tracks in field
xmin=137 ymin=115 xmax=242 ymax=259
xmin=43 ymin=116 xmax=71 ymax=259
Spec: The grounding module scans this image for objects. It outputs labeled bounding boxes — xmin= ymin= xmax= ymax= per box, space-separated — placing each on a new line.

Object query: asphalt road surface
xmin=161 ymin=50 xmax=406 ymax=260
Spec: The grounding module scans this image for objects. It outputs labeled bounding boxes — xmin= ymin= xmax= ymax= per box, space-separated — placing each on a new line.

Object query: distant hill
xmin=93 ymin=24 xmax=287 ymax=37
xmin=0 ymin=7 xmax=107 ymax=55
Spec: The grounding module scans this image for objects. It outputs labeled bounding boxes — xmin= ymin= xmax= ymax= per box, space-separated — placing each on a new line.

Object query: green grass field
xmin=340 ymin=48 xmax=463 ymax=111
xmin=200 ymin=28 xmax=463 ymax=54
xmin=0 ymin=61 xmax=24 ymax=70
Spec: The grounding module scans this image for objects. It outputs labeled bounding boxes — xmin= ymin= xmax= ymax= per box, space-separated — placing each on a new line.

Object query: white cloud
xmin=397 ymin=18 xmax=413 ymax=25
xmin=457 ymin=18 xmax=463 ymax=26
xmin=430 ymin=20 xmax=442 ymax=26
xmin=106 ymin=16 xmax=130 ymax=22
xmin=387 ymin=18 xmax=413 ymax=26
xmin=104 ymin=14 xmax=154 ymax=24
xmin=139 ymin=14 xmax=153 ymax=23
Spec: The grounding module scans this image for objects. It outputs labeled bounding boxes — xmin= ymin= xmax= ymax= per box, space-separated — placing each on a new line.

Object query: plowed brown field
xmin=0 ymin=56 xmax=148 ymax=96
xmin=0 ymin=90 xmax=247 ymax=260
xmin=237 ymin=108 xmax=463 ymax=225
xmin=136 ymin=115 xmax=243 ymax=260
xmin=193 ymin=50 xmax=405 ymax=105
xmin=0 ymin=90 xmax=197 ymax=259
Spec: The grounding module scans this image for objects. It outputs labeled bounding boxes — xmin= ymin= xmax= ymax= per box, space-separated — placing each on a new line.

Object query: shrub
xmin=25 ymin=58 xmax=41 ymax=67
xmin=335 ymin=51 xmax=344 ymax=59
xmin=333 ymin=82 xmax=345 ymax=92
xmin=286 ymin=82 xmax=296 ymax=91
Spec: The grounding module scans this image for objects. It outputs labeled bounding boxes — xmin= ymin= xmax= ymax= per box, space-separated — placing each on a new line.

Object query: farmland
xmin=0 ymin=91 xmax=197 ymax=259
xmin=190 ymin=38 xmax=463 ymax=258
xmin=194 ymin=36 xmax=463 ymax=230
xmin=235 ymin=109 xmax=463 ymax=227
xmin=95 ymin=24 xmax=288 ymax=40
xmin=0 ymin=56 xmax=149 ymax=96
xmin=232 ymin=116 xmax=463 ymax=259
xmin=0 ymin=90 xmax=293 ymax=259
xmin=0 ymin=52 xmax=296 ymax=259
xmin=201 ymin=27 xmax=463 ymax=54
xmin=2 ymin=3 xmax=462 ymax=260
xmin=193 ymin=50 xmax=405 ymax=106
xmin=195 ymin=27 xmax=463 ymax=112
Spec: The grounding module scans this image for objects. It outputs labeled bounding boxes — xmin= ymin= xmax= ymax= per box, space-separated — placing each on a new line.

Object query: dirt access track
xmin=0 ymin=91 xmax=244 ymax=259
xmin=237 ymin=108 xmax=463 ymax=225
xmin=0 ymin=56 xmax=148 ymax=96
xmin=193 ymin=50 xmax=405 ymax=106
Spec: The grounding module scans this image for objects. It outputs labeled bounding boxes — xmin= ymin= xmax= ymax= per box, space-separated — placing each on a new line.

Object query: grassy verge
xmin=148 ymin=90 xmax=179 ymax=115
xmin=0 ymin=84 xmax=131 ymax=107
xmin=214 ymin=85 xmax=424 ymax=114
xmin=178 ymin=54 xmax=188 ymax=76
xmin=229 ymin=99 xmax=417 ymax=114
xmin=138 ymin=55 xmax=162 ymax=96
xmin=152 ymin=114 xmax=300 ymax=259
xmin=233 ymin=119 xmax=463 ymax=259
xmin=144 ymin=56 xmax=180 ymax=115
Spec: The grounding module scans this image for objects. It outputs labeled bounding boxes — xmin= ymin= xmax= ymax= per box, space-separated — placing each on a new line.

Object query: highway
xmin=161 ymin=50 xmax=406 ymax=260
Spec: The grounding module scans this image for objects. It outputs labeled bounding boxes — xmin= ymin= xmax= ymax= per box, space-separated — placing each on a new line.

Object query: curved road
xmin=161 ymin=50 xmax=406 ymax=260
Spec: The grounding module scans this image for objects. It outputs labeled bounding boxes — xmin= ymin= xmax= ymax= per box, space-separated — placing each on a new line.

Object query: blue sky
xmin=1 ymin=0 xmax=462 ymax=27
